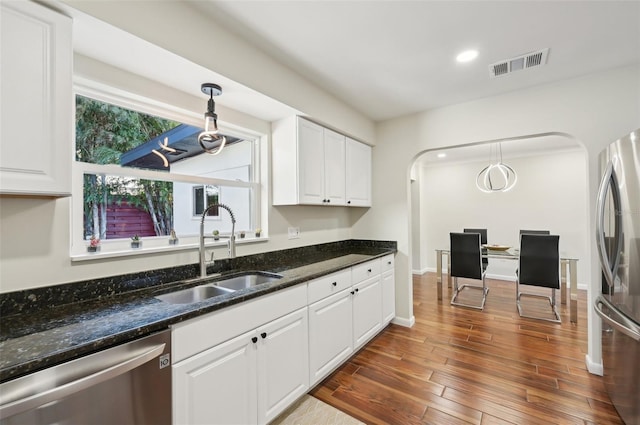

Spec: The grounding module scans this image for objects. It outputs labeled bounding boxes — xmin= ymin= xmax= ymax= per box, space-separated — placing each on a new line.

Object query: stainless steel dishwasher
xmin=0 ymin=329 xmax=171 ymax=425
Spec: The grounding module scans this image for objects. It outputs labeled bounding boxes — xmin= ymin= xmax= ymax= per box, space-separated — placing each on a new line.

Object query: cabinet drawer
xmin=381 ymin=255 xmax=394 ymax=273
xmin=172 ymin=284 xmax=307 ymax=363
xmin=352 ymin=259 xmax=380 ymax=284
xmin=307 ymin=269 xmax=351 ymax=304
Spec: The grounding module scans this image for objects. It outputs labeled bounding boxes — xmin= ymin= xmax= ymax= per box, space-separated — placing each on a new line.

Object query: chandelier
xmin=476 ymin=143 xmax=517 ymax=193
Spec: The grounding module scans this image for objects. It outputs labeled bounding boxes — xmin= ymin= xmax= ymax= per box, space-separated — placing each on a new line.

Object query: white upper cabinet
xmin=346 ymin=137 xmax=372 ymax=207
xmin=295 ymin=118 xmax=345 ymax=205
xmin=0 ymin=1 xmax=72 ymax=196
xmin=272 ymin=116 xmax=370 ymax=207
xmin=322 ymin=127 xmax=346 ymax=205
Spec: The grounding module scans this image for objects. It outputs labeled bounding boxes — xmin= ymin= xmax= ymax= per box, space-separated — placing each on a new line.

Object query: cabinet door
xmin=323 ymin=128 xmax=346 ymax=205
xmin=0 ymin=1 xmax=72 ymax=196
xmin=173 ymin=330 xmax=258 ymax=425
xmin=382 ymin=270 xmax=396 ymax=325
xmin=297 ymin=118 xmax=325 ymax=204
xmin=353 ymin=275 xmax=382 ymax=349
xmin=345 ymin=138 xmax=372 ymax=207
xmin=308 ymin=289 xmax=353 ymax=385
xmin=257 ymin=308 xmax=309 ymax=425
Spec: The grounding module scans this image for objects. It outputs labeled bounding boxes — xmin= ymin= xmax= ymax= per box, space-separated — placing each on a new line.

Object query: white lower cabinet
xmin=381 ymin=255 xmax=396 ymax=325
xmin=258 ymin=308 xmax=309 ymax=424
xmin=173 ymin=307 xmax=308 ymax=425
xmin=172 ymin=256 xmax=395 ymax=422
xmin=308 ymin=288 xmax=353 ymax=385
xmin=173 ymin=329 xmax=257 ymax=425
xmin=352 ymin=275 xmax=382 ymax=350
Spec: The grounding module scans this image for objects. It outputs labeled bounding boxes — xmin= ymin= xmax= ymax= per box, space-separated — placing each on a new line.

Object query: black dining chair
xmin=516 ymin=233 xmax=561 ymax=322
xmin=519 ymin=229 xmax=550 ymax=236
xmin=464 ymin=228 xmax=488 ymax=268
xmin=450 ymin=232 xmax=488 ymax=310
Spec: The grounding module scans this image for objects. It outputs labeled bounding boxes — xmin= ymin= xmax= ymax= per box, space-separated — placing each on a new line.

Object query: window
xmin=193 ymin=185 xmax=220 ymax=217
xmin=72 ymin=87 xmax=262 ymax=258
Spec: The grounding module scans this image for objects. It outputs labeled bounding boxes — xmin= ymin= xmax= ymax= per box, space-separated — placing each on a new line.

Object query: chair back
xmin=464 ymin=228 xmax=488 ymax=266
xmin=464 ymin=228 xmax=488 ymax=244
xmin=519 ymin=229 xmax=550 ymax=235
xmin=450 ymin=232 xmax=483 ymax=280
xmin=518 ymin=234 xmax=560 ymax=289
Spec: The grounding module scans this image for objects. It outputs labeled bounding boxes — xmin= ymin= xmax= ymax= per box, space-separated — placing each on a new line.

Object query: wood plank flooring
xmin=309 ymin=273 xmax=623 ymax=425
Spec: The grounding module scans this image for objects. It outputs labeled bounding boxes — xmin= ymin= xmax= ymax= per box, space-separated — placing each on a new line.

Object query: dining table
xmin=435 ymin=247 xmax=579 ymax=323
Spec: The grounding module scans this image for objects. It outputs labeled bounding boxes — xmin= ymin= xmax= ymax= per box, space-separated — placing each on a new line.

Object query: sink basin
xmin=215 ymin=272 xmax=282 ymax=291
xmin=154 ymin=272 xmax=282 ymax=305
xmin=155 ymin=284 xmax=234 ymax=304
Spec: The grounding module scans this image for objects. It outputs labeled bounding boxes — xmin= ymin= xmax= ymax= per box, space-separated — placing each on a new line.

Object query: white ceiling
xmin=191 ymin=0 xmax=640 ymax=121
xmin=67 ymin=1 xmax=639 ymax=160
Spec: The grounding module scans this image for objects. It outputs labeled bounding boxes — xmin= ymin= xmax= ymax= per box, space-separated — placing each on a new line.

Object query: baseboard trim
xmin=485 ymin=273 xmax=516 ymax=282
xmin=585 ymin=354 xmax=603 ymax=376
xmin=391 ymin=315 xmax=415 ymax=328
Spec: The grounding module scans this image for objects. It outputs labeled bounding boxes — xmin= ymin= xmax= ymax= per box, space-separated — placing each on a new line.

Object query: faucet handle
xmin=206 ymin=251 xmax=215 ymax=265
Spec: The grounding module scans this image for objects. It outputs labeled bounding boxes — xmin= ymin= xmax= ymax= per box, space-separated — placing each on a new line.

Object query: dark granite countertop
xmin=0 ymin=240 xmax=396 ymax=383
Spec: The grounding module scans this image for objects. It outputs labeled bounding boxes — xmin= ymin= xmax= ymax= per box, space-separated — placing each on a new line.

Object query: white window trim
xmin=71 ymin=81 xmax=264 ymax=261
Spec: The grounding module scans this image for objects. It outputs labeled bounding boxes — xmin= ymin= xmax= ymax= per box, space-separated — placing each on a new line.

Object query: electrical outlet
xmin=288 ymin=227 xmax=300 ymax=239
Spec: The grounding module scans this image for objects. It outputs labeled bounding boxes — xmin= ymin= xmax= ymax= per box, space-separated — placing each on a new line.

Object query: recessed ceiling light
xmin=437 ymin=153 xmax=447 ymax=158
xmin=456 ymin=50 xmax=478 ymax=63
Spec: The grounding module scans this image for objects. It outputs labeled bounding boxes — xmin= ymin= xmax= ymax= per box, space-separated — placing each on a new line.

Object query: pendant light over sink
xmin=476 ymin=143 xmax=517 ymax=193
xmin=198 ymin=83 xmax=227 ymax=155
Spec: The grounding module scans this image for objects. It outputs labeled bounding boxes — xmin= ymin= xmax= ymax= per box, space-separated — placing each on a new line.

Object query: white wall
xmin=351 ymin=64 xmax=639 ymax=369
xmin=415 ymin=149 xmax=588 ymax=285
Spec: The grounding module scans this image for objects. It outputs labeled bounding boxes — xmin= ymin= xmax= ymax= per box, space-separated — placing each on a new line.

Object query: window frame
xmin=193 ymin=185 xmax=221 ymax=218
xmin=71 ymin=80 xmax=263 ymax=260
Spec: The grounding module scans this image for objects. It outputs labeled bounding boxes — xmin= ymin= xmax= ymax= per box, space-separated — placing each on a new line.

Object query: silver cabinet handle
xmin=0 ymin=342 xmax=165 ymax=419
xmin=595 ymin=296 xmax=640 ymax=342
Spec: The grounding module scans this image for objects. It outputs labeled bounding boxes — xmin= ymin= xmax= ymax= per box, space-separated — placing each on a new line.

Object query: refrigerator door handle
xmin=595 ymin=296 xmax=640 ymax=342
xmin=595 ymin=159 xmax=623 ymax=290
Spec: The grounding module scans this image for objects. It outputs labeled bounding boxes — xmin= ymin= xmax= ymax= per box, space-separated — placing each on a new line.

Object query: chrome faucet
xmin=200 ymin=203 xmax=236 ymax=278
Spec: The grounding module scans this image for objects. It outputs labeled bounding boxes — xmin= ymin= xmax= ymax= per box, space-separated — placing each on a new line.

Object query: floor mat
xmin=270 ymin=394 xmax=364 ymax=425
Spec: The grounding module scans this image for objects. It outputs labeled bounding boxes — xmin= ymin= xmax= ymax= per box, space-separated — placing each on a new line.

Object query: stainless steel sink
xmin=215 ymin=272 xmax=282 ymax=291
xmin=155 ymin=284 xmax=234 ymax=304
xmin=154 ymin=272 xmax=282 ymax=304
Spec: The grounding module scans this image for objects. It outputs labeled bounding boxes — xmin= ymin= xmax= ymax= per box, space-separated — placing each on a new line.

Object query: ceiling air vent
xmin=489 ymin=48 xmax=549 ymax=78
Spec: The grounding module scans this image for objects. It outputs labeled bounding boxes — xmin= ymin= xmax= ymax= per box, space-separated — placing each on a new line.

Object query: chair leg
xmin=451 ymin=274 xmax=488 ymax=310
xmin=516 ymin=283 xmax=561 ymax=323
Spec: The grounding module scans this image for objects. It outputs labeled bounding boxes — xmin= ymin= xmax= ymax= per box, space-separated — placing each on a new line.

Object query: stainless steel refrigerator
xmin=595 ymin=128 xmax=640 ymax=425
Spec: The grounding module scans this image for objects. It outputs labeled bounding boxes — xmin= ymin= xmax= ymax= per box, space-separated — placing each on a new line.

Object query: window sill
xmin=71 ymin=236 xmax=269 ymax=262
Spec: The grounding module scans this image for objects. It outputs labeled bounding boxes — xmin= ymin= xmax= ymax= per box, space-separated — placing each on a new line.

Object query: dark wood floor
xmin=310 ymin=273 xmax=623 ymax=425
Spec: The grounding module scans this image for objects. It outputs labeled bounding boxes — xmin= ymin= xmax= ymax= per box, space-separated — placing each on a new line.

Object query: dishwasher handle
xmin=595 ymin=296 xmax=640 ymax=342
xmin=0 ymin=342 xmax=165 ymax=419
